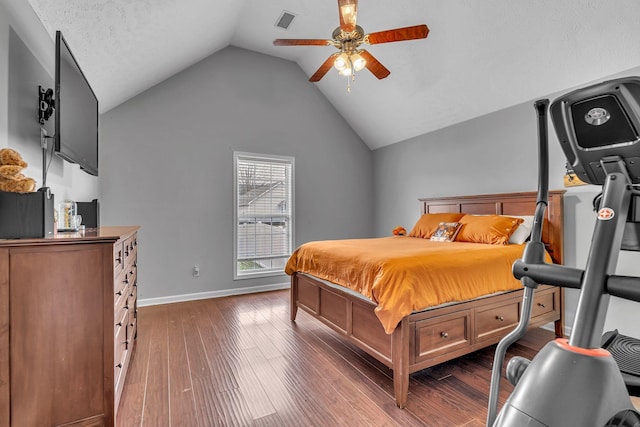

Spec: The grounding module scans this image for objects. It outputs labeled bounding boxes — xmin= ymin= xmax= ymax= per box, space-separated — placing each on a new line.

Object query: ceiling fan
xmin=273 ymin=0 xmax=429 ymax=85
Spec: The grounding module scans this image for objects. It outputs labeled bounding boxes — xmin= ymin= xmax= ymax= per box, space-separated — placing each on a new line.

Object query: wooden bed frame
xmin=290 ymin=191 xmax=565 ymax=408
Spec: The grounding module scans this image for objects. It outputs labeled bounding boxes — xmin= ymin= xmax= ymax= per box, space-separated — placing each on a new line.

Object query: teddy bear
xmin=0 ymin=148 xmax=36 ymax=193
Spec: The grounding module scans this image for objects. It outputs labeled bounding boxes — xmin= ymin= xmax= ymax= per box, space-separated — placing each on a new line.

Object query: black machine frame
xmin=487 ymin=77 xmax=640 ymax=426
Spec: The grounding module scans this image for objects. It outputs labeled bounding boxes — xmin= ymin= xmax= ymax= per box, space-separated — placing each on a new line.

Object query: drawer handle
xmin=116 ymin=290 xmax=122 ymax=296
xmin=116 ymin=363 xmax=123 ymax=368
xmin=496 ymin=315 xmax=504 ymax=321
xmin=538 ymin=303 xmax=546 ymax=308
xmin=115 ymin=256 xmax=122 ymax=263
xmin=441 ymin=332 xmax=449 ymax=338
xmin=116 ymin=321 xmax=123 ymax=327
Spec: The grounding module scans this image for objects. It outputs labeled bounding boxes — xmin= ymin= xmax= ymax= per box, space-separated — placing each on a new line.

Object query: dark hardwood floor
xmin=116 ymin=289 xmax=557 ymax=426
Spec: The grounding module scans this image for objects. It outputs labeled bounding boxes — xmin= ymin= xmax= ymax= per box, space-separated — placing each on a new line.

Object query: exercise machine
xmin=486 ymin=76 xmax=640 ymax=426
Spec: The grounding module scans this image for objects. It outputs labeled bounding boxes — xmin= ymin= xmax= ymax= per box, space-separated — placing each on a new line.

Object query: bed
xmin=286 ymin=191 xmax=565 ymax=408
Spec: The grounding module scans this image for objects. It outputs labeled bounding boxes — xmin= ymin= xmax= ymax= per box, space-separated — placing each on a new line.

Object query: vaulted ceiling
xmin=25 ymin=0 xmax=640 ymax=150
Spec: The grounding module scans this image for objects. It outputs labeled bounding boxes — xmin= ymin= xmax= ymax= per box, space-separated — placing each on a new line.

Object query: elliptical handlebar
xmin=486 ymin=99 xmax=552 ymax=426
xmin=532 ymin=99 xmax=550 ymax=242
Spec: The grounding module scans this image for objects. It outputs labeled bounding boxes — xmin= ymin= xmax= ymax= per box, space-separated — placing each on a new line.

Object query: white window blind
xmin=234 ymin=152 xmax=294 ymax=278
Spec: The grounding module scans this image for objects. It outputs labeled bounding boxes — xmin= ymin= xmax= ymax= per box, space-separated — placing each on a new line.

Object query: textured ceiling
xmin=25 ymin=0 xmax=640 ymax=150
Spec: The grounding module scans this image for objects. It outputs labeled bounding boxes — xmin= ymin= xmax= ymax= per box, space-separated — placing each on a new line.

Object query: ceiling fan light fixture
xmin=351 ymin=52 xmax=366 ymax=71
xmin=334 ymin=53 xmax=350 ymax=72
xmin=338 ymin=67 xmax=352 ymax=77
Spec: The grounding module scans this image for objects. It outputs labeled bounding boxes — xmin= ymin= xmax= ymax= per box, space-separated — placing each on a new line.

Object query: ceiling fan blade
xmin=273 ymin=39 xmax=333 ymax=46
xmin=309 ymin=53 xmax=340 ymax=82
xmin=365 ymin=24 xmax=429 ymax=44
xmin=338 ymin=0 xmax=358 ymax=32
xmin=359 ymin=50 xmax=390 ymax=79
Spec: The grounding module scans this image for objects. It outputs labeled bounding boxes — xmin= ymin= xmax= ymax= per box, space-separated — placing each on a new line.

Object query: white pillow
xmin=508 ymin=215 xmax=535 ymax=244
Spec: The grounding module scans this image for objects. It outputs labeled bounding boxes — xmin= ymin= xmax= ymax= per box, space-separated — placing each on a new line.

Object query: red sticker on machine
xmin=597 ymin=207 xmax=615 ymax=220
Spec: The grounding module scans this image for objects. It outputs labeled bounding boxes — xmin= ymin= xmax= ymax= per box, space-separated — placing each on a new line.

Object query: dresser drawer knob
xmin=496 ymin=315 xmax=504 ymax=321
xmin=116 ymin=363 xmax=122 ymax=368
xmin=116 ymin=290 xmax=122 ymax=296
xmin=441 ymin=331 xmax=448 ymax=338
xmin=116 ymin=321 xmax=123 ymax=327
xmin=538 ymin=303 xmax=546 ymax=308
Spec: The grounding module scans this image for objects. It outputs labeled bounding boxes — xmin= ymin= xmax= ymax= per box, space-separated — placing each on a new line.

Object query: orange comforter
xmin=285 ymin=236 xmax=530 ymax=334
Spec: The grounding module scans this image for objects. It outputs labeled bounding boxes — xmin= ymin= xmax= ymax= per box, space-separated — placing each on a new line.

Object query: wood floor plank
xmin=140 ymin=304 xmax=170 ymax=426
xmin=252 ymin=412 xmax=286 ymax=426
xmin=116 ymin=383 xmax=145 ymax=427
xmin=116 ymin=290 xmax=560 ymax=426
xmin=192 ymin=301 xmax=241 ymax=393
xmin=167 ymin=304 xmax=199 ymax=426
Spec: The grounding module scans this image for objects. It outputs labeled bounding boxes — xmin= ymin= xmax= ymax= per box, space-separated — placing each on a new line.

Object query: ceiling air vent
xmin=275 ymin=11 xmax=296 ymax=30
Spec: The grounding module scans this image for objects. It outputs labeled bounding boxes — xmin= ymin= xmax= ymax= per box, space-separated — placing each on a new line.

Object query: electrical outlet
xmin=192 ymin=265 xmax=200 ymax=277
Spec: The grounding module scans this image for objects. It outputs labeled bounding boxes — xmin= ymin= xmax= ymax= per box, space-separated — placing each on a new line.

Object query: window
xmin=234 ymin=152 xmax=294 ymax=279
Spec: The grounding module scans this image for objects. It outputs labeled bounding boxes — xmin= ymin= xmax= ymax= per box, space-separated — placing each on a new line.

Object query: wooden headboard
xmin=418 ymin=191 xmax=565 ymax=265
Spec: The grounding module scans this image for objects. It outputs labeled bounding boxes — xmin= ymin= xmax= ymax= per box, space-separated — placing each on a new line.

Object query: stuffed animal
xmin=0 ymin=148 xmax=36 ymax=193
xmin=392 ymin=226 xmax=407 ymax=236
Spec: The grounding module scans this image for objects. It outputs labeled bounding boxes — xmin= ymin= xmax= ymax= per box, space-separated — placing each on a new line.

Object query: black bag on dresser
xmin=0 ymin=188 xmax=54 ymax=238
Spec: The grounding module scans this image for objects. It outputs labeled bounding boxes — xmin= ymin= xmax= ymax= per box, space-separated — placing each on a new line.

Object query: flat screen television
xmin=54 ymin=30 xmax=99 ymax=176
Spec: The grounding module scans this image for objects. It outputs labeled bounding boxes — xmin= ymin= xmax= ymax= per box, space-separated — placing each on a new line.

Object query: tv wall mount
xmin=38 ymin=85 xmax=54 ymax=125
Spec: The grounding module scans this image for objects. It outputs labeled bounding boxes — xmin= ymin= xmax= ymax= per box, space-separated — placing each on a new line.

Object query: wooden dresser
xmin=0 ymin=226 xmax=139 ymax=427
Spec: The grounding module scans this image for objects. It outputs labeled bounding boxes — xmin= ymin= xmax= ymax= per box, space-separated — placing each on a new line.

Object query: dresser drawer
xmin=113 ymin=241 xmax=124 ymax=276
xmin=114 ymin=268 xmax=129 ymax=307
xmin=476 ymin=301 xmax=519 ymax=342
xmin=123 ymin=235 xmax=136 ymax=270
xmin=114 ymin=316 xmax=128 ymax=383
xmin=115 ymin=303 xmax=128 ymax=333
xmin=531 ymin=290 xmax=556 ymax=319
xmin=414 ymin=310 xmax=471 ymax=362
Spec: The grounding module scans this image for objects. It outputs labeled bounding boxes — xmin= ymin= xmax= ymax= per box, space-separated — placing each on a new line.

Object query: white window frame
xmin=233 ymin=151 xmax=295 ymax=280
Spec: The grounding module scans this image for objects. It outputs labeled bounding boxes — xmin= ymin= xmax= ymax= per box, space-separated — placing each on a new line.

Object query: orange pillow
xmin=408 ymin=213 xmax=465 ymax=238
xmin=456 ymin=215 xmax=524 ymax=245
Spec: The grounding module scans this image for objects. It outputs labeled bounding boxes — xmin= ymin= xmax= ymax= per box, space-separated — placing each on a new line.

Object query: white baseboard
xmin=138 ymin=282 xmax=290 ymax=307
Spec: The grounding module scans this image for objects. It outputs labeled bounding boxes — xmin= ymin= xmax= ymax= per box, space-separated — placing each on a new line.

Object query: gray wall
xmin=100 ymin=46 xmax=374 ymax=303
xmin=373 ymin=68 xmax=640 ymax=337
xmin=0 ymin=1 xmax=98 ymax=209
